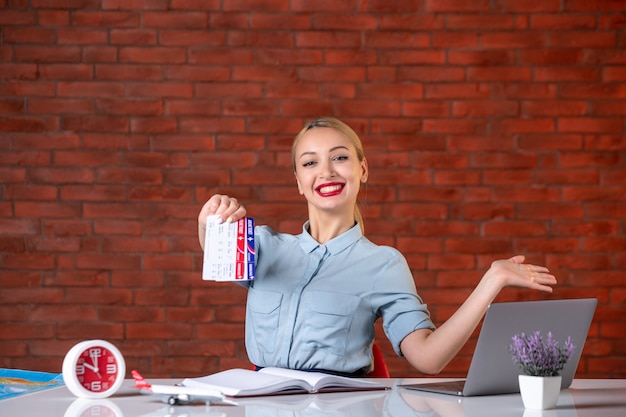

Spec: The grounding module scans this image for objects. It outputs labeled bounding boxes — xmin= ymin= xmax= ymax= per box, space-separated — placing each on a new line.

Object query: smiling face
xmin=293 ymin=125 xmax=368 ymax=220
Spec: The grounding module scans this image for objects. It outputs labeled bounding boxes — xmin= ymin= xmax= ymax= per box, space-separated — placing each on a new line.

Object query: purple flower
xmin=508 ymin=331 xmax=576 ymax=377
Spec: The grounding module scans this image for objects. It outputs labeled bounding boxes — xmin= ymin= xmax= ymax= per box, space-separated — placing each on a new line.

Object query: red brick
xmin=425 ymin=83 xmax=490 ymax=99
xmin=14 ymin=46 xmax=81 ymax=62
xmin=530 ymin=14 xmax=596 ymax=29
xmin=3 ymin=28 xmax=56 ymax=44
xmin=189 ymin=48 xmax=253 ymax=65
xmin=29 ymin=98 xmax=95 ymax=114
xmin=37 ymin=10 xmax=70 ymax=26
xmin=312 ymin=14 xmax=377 ymax=31
xmin=223 ymin=0 xmax=288 ymax=11
xmin=57 ymin=28 xmax=108 ymax=45
xmin=558 ymin=117 xmax=624 ymax=133
xmin=96 ymin=64 xmax=163 ymax=80
xmin=592 ymin=101 xmax=626 ymax=116
xmin=518 ymin=49 xmax=583 ymax=65
xmin=432 ymin=32 xmax=480 ymax=48
xmin=380 ymin=14 xmax=443 ymax=30
xmin=469 ymin=66 xmax=533 ymax=82
xmin=449 ymin=50 xmax=515 ymax=65
xmin=110 ymin=28 xmax=157 ymax=45
xmin=134 ymin=288 xmax=191 ymax=305
xmin=83 ymin=46 xmax=118 ymax=63
xmin=229 ymin=31 xmax=294 ymax=48
xmin=94 ymin=219 xmax=144 ymax=236
xmin=536 ymin=168 xmax=600 ymax=184
xmin=120 ymin=47 xmax=186 ymax=64
xmin=425 ymin=0 xmax=490 ymax=12
xmin=251 ymin=12 xmax=312 ymax=30
xmin=0 ymin=10 xmax=36 ymax=26
xmin=535 ymin=66 xmax=601 ymax=82
xmin=493 ymin=118 xmax=555 ymax=133
xmin=562 ymin=83 xmax=626 ymax=99
xmin=560 ymin=152 xmax=621 ymax=168
xmin=143 ymin=11 xmax=208 ymax=28
xmin=295 ymin=31 xmax=361 ymax=48
xmin=550 ymin=32 xmax=617 ymax=48
xmin=129 ymin=186 xmax=193 ymax=202
xmin=423 ymin=119 xmax=487 ymax=134
xmin=127 ymin=323 xmax=192 ymax=339
xmin=495 ymin=0 xmax=560 ymax=12
xmin=446 ymin=14 xmax=516 ymax=30
xmin=494 ymin=187 xmax=561 ymax=202
xmin=0 ymin=116 xmax=59 ymax=132
xmin=453 ymin=100 xmax=519 ymax=117
xmin=587 ymin=135 xmax=626 ymax=151
xmin=482 ymin=33 xmax=548 ymax=48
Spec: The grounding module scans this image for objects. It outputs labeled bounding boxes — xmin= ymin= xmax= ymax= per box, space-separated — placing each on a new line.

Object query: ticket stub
xmin=202 ymin=215 xmax=255 ymax=281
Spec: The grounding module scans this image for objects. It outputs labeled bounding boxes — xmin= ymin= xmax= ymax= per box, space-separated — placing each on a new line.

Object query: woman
xmin=198 ymin=117 xmax=556 ymax=376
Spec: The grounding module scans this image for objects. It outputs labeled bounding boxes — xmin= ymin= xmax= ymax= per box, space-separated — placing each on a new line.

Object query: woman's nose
xmin=319 ymin=159 xmax=335 ymax=177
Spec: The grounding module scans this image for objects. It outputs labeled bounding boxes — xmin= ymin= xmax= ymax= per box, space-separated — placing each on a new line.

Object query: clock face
xmin=63 ymin=340 xmax=126 ymax=399
xmin=75 ymin=344 xmax=120 ymax=393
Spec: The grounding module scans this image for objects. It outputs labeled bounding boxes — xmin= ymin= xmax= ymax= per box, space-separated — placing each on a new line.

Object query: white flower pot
xmin=518 ymin=374 xmax=562 ymax=410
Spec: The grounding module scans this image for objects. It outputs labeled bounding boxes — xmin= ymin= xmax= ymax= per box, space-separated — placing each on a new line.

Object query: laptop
xmin=399 ymin=298 xmax=597 ymax=396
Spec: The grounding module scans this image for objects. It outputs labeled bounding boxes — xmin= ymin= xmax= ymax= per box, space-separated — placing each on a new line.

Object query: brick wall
xmin=1 ymin=1 xmax=625 ymax=378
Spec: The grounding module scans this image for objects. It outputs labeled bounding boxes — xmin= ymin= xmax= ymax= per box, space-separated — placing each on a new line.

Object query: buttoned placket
xmin=281 ymin=244 xmax=330 ymax=368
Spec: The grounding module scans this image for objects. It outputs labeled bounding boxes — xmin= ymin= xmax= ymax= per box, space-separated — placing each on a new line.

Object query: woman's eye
xmin=333 ymin=155 xmax=349 ymax=162
xmin=302 ymin=161 xmax=316 ymax=167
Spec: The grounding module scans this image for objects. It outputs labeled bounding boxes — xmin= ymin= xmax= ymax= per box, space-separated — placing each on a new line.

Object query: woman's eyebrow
xmin=298 ymin=150 xmax=317 ymax=160
xmin=298 ymin=145 xmax=349 ymax=160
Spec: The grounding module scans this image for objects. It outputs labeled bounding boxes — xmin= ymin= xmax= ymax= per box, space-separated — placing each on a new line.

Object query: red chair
xmin=365 ymin=343 xmax=390 ymax=378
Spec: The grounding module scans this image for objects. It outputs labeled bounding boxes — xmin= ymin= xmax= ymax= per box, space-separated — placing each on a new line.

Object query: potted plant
xmin=508 ymin=330 xmax=576 ymax=409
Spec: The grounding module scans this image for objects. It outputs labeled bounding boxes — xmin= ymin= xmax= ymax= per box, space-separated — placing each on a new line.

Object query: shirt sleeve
xmin=372 ymin=247 xmax=435 ymax=357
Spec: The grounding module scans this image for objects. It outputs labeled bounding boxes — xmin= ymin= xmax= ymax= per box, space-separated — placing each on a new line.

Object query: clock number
xmin=106 ymin=363 xmax=117 ymax=374
xmin=76 ymin=364 xmax=85 ymax=375
xmin=87 ymin=405 xmax=105 ymax=416
xmin=89 ymin=348 xmax=102 ymax=358
xmin=91 ymin=381 xmax=102 ymax=391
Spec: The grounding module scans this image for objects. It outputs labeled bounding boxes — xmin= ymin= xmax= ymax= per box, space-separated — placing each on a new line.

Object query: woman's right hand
xmin=198 ymin=194 xmax=247 ymax=248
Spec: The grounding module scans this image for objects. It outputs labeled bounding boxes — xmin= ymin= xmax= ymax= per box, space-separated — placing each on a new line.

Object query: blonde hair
xmin=292 ymin=117 xmax=366 ymax=233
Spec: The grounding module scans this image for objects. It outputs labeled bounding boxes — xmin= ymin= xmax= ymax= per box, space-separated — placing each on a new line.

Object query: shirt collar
xmin=298 ymin=221 xmax=363 ymax=255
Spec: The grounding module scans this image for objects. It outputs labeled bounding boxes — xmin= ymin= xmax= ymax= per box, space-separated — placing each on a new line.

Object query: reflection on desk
xmin=2 ymin=378 xmax=626 ymax=417
xmin=137 ymin=390 xmax=388 ymax=417
xmin=389 ymin=388 xmax=577 ymax=417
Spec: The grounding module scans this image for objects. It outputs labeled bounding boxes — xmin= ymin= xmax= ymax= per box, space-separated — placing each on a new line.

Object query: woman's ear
xmin=360 ymin=158 xmax=369 ymax=183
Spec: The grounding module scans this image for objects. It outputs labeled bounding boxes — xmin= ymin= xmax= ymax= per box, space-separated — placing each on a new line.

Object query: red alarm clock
xmin=62 ymin=340 xmax=126 ymax=399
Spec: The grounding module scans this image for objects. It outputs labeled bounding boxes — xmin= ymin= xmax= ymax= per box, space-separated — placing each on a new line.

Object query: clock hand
xmin=83 ymin=362 xmax=103 ymax=379
xmin=83 ymin=362 xmax=97 ymax=372
xmin=89 ymin=352 xmax=100 ymax=372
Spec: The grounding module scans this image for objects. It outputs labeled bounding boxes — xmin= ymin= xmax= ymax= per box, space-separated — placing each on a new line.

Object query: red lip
xmin=315 ymin=182 xmax=345 ymax=197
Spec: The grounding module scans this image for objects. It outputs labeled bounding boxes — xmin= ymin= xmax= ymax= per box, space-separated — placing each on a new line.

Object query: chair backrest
xmin=365 ymin=343 xmax=390 ymax=378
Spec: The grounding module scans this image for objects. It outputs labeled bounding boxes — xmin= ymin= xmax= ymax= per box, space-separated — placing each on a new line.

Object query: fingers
xmin=520 ymin=263 xmax=557 ymax=292
xmin=198 ymin=194 xmax=247 ymax=226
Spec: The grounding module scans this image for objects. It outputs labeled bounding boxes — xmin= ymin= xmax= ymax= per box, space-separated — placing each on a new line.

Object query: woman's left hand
xmin=486 ymin=255 xmax=557 ymax=293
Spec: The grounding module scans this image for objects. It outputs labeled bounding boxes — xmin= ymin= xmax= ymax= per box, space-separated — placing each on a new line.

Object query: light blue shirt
xmin=244 ymin=222 xmax=435 ymax=374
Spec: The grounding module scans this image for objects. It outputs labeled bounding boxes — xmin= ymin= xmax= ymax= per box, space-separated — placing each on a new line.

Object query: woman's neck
xmin=307 ymin=211 xmax=355 ymax=244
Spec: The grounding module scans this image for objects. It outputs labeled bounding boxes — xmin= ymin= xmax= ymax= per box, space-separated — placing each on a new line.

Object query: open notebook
xmin=400 ymin=298 xmax=597 ymax=396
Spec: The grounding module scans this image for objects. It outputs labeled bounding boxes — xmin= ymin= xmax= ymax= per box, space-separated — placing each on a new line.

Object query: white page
xmin=182 ymin=369 xmax=310 ymax=396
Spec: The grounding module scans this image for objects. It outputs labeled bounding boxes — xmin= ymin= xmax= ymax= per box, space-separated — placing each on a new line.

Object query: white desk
xmin=2 ymin=378 xmax=625 ymax=417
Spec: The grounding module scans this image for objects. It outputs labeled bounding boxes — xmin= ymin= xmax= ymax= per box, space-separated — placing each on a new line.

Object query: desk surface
xmin=2 ymin=378 xmax=626 ymax=417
